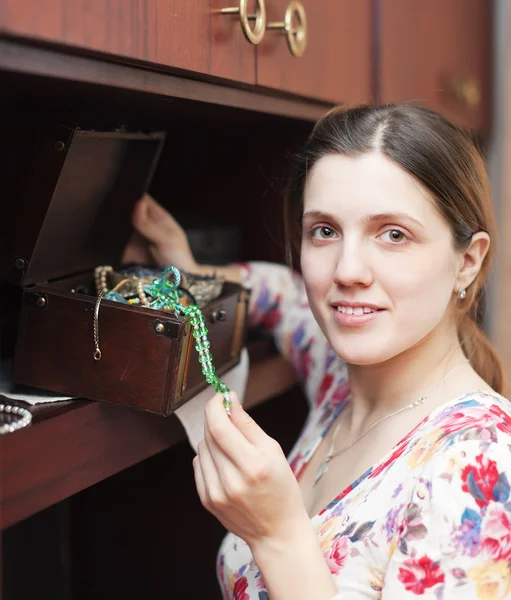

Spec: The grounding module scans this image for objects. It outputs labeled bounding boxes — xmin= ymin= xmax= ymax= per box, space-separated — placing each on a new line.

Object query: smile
xmin=337 ymin=305 xmax=376 ymax=315
xmin=331 ymin=304 xmax=385 ymax=327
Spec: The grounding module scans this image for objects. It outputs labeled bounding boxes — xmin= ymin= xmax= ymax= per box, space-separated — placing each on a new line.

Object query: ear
xmin=455 ymin=231 xmax=491 ymax=291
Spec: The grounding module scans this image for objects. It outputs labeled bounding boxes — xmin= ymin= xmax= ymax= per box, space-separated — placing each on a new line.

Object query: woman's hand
xmin=193 ymin=392 xmax=310 ymax=550
xmin=122 ymin=194 xmax=198 ymax=271
xmin=123 ymin=193 xmax=244 ymax=283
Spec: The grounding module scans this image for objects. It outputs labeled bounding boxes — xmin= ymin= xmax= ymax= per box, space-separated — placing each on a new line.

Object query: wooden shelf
xmin=0 ymin=338 xmax=283 ymax=531
xmin=0 ymin=39 xmax=331 ymax=122
xmin=0 ymin=397 xmax=186 ymax=530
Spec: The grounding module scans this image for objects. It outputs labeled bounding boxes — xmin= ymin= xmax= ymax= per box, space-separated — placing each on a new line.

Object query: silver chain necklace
xmin=313 ymin=360 xmax=469 ymax=485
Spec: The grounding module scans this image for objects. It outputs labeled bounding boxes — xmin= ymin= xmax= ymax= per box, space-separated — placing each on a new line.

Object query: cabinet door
xmin=0 ymin=0 xmax=210 ymax=75
xmin=379 ymin=0 xmax=492 ymax=132
xmin=209 ymin=0 xmax=256 ymax=84
xmin=256 ymin=0 xmax=372 ymax=104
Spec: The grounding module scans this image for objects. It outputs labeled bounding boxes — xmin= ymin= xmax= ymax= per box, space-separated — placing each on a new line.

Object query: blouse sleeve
xmin=381 ymin=436 xmax=511 ymax=599
xmin=238 ymin=261 xmax=325 ymax=386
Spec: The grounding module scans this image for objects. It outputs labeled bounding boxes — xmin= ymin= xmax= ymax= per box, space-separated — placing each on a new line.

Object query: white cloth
xmin=175 ymin=347 xmax=249 ymax=453
xmin=0 ymin=361 xmax=74 ymax=405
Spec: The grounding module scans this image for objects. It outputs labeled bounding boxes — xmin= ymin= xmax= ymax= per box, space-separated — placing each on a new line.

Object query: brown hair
xmin=285 ymin=104 xmax=506 ymax=395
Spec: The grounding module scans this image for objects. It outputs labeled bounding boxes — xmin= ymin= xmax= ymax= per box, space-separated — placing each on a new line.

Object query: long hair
xmin=285 ymin=104 xmax=505 ymax=395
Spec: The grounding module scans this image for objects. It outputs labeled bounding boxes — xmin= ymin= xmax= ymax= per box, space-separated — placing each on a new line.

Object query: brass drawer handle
xmin=267 ymin=0 xmax=307 ymax=57
xmin=442 ymin=74 xmax=481 ymax=109
xmin=218 ymin=0 xmax=267 ymax=45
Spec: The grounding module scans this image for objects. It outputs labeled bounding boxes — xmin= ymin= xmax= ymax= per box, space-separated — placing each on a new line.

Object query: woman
xmin=126 ymin=104 xmax=511 ymax=599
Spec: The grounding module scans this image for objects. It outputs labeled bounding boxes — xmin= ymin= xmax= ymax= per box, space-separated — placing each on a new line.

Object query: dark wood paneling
xmin=0 ymin=0 xmax=210 ymax=75
xmin=68 ymin=385 xmax=309 ymax=600
xmin=0 ymin=40 xmax=331 ymax=122
xmin=0 ymin=400 xmax=185 ymax=530
xmin=0 ymin=383 xmax=309 ymax=596
xmin=3 ymin=501 xmax=72 ymax=600
xmin=379 ymin=0 xmax=492 ymax=132
xmin=257 ymin=0 xmax=373 ymax=104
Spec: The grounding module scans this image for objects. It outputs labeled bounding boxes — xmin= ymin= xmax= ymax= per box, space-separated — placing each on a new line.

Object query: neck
xmin=345 ymin=322 xmax=469 ymax=430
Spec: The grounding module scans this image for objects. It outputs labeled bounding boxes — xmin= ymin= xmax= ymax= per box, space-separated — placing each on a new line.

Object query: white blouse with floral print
xmin=216 ymin=262 xmax=511 ymax=600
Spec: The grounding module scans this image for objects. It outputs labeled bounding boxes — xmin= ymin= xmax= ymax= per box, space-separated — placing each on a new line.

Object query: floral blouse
xmin=216 ymin=262 xmax=511 ymax=600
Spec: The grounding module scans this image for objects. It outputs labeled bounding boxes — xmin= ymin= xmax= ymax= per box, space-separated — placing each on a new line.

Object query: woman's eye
xmin=311 ymin=226 xmax=336 ymax=240
xmin=380 ymin=229 xmax=408 ymax=243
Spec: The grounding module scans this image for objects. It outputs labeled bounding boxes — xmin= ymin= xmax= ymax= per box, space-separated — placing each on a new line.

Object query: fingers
xmin=132 ymin=194 xmax=183 ymax=245
xmin=131 ymin=194 xmax=149 ymax=229
xmin=204 ymin=394 xmax=263 ymax=471
xmin=204 ymin=418 xmax=240 ymax=486
xmin=192 ymin=455 xmax=208 ymax=505
xmin=131 ymin=195 xmax=200 ymax=270
xmin=229 ymin=393 xmax=270 ymax=446
xmin=196 ymin=439 xmax=226 ymax=508
xmin=145 ymin=195 xmax=179 ymax=228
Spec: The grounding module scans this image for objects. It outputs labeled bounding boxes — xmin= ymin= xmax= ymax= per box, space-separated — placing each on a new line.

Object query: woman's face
xmin=300 ymin=152 xmax=460 ymax=365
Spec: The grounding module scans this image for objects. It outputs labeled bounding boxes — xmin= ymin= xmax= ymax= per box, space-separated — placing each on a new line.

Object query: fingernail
xmin=222 ymin=392 xmax=232 ymax=408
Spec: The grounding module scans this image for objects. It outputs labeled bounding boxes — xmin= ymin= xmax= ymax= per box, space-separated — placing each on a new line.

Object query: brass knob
xmin=218 ymin=0 xmax=266 ymax=45
xmin=36 ymin=296 xmax=47 ymax=308
xmin=443 ymin=74 xmax=481 ymax=109
xmin=267 ymin=0 xmax=307 ymax=57
xmin=210 ymin=309 xmax=227 ymax=324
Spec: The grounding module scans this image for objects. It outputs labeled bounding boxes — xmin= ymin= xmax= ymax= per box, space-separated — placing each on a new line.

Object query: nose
xmin=333 ymin=238 xmax=373 ymax=288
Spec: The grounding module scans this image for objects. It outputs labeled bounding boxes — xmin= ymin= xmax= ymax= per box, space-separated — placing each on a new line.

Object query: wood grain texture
xmin=13 ymin=283 xmax=243 ymax=415
xmin=209 ymin=0 xmax=256 ymax=83
xmin=379 ymin=0 xmax=492 ymax=132
xmin=257 ymin=0 xmax=373 ymax=104
xmin=0 ymin=399 xmax=185 ymax=530
xmin=0 ymin=340 xmax=302 ymax=532
xmin=0 ymin=128 xmax=165 ymax=286
xmin=0 ymin=0 xmax=210 ymax=74
xmin=14 ymin=288 xmax=181 ymax=414
xmin=0 ymin=40 xmax=330 ymax=122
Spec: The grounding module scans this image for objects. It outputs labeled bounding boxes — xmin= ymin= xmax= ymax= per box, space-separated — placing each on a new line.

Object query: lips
xmin=331 ymin=303 xmax=385 ymax=327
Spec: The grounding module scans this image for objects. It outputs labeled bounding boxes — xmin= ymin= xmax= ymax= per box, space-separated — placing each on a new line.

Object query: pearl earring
xmin=457 ymin=287 xmax=467 ymax=301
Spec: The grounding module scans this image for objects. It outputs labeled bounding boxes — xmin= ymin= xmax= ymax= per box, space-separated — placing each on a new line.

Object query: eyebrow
xmin=302 ymin=210 xmax=425 ymax=229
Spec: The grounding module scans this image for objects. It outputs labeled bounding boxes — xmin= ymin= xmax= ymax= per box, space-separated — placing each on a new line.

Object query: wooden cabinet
xmin=257 ymin=0 xmax=373 ymax=104
xmin=0 ymin=1 xmax=211 ymax=75
xmin=378 ymin=0 xmax=492 ymax=131
xmin=0 ymin=0 xmax=373 ymax=103
xmin=0 ymin=0 xmax=493 ymax=127
xmin=0 ymin=0 xmax=258 ymax=84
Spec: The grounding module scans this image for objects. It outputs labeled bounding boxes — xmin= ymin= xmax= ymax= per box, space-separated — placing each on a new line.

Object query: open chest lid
xmin=0 ymin=126 xmax=166 ymax=286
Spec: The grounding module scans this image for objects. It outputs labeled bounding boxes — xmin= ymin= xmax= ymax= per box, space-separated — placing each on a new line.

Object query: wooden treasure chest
xmin=0 ymin=126 xmax=249 ymax=416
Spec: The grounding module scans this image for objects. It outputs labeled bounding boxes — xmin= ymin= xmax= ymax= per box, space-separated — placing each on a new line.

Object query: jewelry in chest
xmin=94 ymin=265 xmax=234 ymax=414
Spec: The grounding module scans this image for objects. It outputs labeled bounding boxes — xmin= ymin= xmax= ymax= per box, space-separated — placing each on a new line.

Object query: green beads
xmin=146 ymin=265 xmax=231 ymax=412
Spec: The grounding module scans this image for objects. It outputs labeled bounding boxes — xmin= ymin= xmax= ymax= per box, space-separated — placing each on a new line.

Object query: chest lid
xmin=0 ymin=126 xmax=165 ymax=286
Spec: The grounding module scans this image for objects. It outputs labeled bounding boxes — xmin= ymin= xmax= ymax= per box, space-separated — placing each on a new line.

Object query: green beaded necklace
xmin=146 ymin=266 xmax=232 ymax=414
